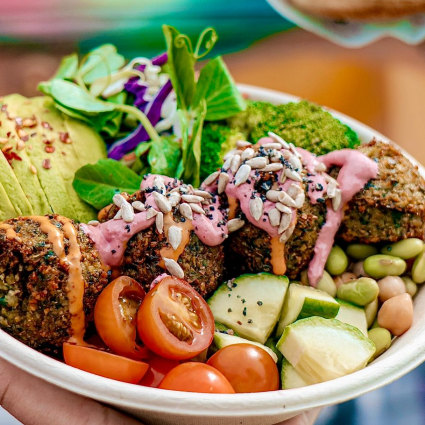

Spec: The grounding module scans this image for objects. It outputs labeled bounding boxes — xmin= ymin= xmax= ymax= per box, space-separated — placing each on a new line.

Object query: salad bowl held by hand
xmin=0 ymin=85 xmax=424 ymax=425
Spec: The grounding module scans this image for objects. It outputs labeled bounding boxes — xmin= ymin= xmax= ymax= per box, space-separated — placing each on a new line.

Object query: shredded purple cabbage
xmin=108 ymin=79 xmax=173 ymax=160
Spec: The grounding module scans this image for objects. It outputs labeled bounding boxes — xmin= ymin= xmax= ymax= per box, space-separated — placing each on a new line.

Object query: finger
xmin=0 ymin=358 xmax=142 ymax=425
xmin=276 ymin=408 xmax=322 ymax=425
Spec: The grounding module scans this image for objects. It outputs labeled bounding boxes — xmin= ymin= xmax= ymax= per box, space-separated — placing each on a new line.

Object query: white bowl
xmin=0 ymin=85 xmax=424 ymax=425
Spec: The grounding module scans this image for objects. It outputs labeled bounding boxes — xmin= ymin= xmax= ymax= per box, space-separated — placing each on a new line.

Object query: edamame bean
xmin=365 ymin=298 xmax=379 ymax=328
xmin=325 ymin=246 xmax=348 ymax=276
xmin=378 ymin=293 xmax=413 ymax=336
xmin=378 ymin=276 xmax=406 ymax=302
xmin=412 ymin=247 xmax=425 ymax=284
xmin=363 ymin=255 xmax=406 ymax=279
xmin=402 ymin=276 xmax=418 ymax=297
xmin=317 ymin=270 xmax=337 ymax=297
xmin=333 ymin=272 xmax=357 ymax=288
xmin=336 ymin=277 xmax=379 ymax=306
xmin=381 ymin=238 xmax=424 ymax=259
xmin=346 ymin=244 xmax=378 ymax=260
xmin=368 ymin=328 xmax=392 ymax=358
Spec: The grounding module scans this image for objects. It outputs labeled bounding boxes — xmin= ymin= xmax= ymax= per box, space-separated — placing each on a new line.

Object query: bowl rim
xmin=0 ymin=83 xmax=424 ymax=419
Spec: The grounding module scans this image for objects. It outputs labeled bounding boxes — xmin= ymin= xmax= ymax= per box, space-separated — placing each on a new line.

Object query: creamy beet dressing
xmin=81 ymin=174 xmax=227 ymax=268
xmin=307 ymin=149 xmax=379 ymax=286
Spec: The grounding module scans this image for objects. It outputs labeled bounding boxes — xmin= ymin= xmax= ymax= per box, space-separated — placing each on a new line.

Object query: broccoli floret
xmin=227 ymin=100 xmax=360 ymax=155
xmin=200 ymin=122 xmax=246 ymax=181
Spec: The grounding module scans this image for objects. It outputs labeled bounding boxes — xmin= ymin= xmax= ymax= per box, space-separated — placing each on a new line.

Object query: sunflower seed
xmin=113 ymin=193 xmax=126 ymax=207
xmin=222 ymin=156 xmax=232 ymax=171
xmin=230 ymin=154 xmax=241 ymax=173
xmin=279 ymin=191 xmax=297 ymax=208
xmin=332 ymin=189 xmax=342 ymax=211
xmin=87 ymin=220 xmax=99 ymax=226
xmin=203 ymin=170 xmax=220 ymax=186
xmin=190 ymin=203 xmax=206 ymax=215
xmin=146 ymin=208 xmax=158 ymax=219
xmin=179 ymin=203 xmax=193 ymax=220
xmin=132 ymin=201 xmax=145 ymax=211
xmin=236 ymin=140 xmax=252 ymax=148
xmin=181 ymin=194 xmax=204 ymax=203
xmin=279 ymin=172 xmax=287 ymax=184
xmin=122 ymin=202 xmax=135 ymax=222
xmin=261 ymin=143 xmax=282 ymax=150
xmin=268 ymin=131 xmax=290 ymax=149
xmin=246 ymin=157 xmax=268 ymax=169
xmin=168 ymin=192 xmax=181 ymax=207
xmin=278 ymin=213 xmax=292 ymax=234
xmin=234 ymin=164 xmax=251 ymax=186
xmin=262 ymin=163 xmax=284 ymax=172
xmin=315 ymin=162 xmax=327 ymax=173
xmin=113 ymin=210 xmax=122 ymax=220
xmin=154 ymin=176 xmax=166 ymax=193
xmin=289 ymin=143 xmax=301 ymax=158
xmin=227 ymin=218 xmax=245 ymax=233
xmin=280 ymin=221 xmax=295 ymax=243
xmin=249 ymin=197 xmax=263 ymax=221
xmin=266 ymin=190 xmax=281 ymax=202
xmin=287 ymin=183 xmax=302 ymax=199
xmin=168 ymin=226 xmax=182 ymax=250
xmin=288 ymin=154 xmax=303 ymax=171
xmin=270 ymin=152 xmax=283 ymax=162
xmin=193 ymin=189 xmax=212 ymax=199
xmin=268 ymin=208 xmax=281 ymax=227
xmin=153 ymin=192 xmax=172 ymax=214
xmin=241 ymin=147 xmax=255 ymax=161
xmin=163 ymin=258 xmax=184 ymax=278
xmin=156 ymin=211 xmax=164 ymax=234
xmin=326 ymin=179 xmax=337 ymax=198
xmin=276 ymin=203 xmax=292 ymax=214
xmin=223 ymin=149 xmax=237 ymax=161
xmin=294 ymin=192 xmax=305 ymax=208
xmin=285 ymin=168 xmax=302 ymax=182
xmin=218 ymin=172 xmax=230 ymax=194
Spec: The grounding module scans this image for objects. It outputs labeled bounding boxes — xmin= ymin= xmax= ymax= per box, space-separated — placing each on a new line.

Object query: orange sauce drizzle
xmin=227 ymin=196 xmax=238 ymax=220
xmin=159 ymin=213 xmax=193 ymax=268
xmin=270 ymin=236 xmax=286 ymax=275
xmin=0 ymin=223 xmax=20 ymax=241
xmin=30 ymin=216 xmax=86 ymax=345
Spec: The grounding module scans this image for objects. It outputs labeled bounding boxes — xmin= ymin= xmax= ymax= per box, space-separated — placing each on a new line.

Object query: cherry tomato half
xmin=159 ymin=362 xmax=235 ymax=393
xmin=207 ymin=344 xmax=279 ymax=393
xmin=139 ymin=354 xmax=180 ymax=388
xmin=94 ymin=276 xmax=148 ymax=360
xmin=137 ymin=276 xmax=214 ymax=360
xmin=63 ymin=343 xmax=149 ymax=384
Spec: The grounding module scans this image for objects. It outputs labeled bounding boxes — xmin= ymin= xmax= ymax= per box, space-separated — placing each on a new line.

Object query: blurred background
xmin=0 ymin=0 xmax=424 ymax=424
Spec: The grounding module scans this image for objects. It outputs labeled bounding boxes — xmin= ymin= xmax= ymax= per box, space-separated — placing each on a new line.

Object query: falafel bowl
xmin=0 ymin=26 xmax=425 ymax=425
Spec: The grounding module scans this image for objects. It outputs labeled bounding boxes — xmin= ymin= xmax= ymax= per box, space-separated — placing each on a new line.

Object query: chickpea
xmin=377 ymin=293 xmax=413 ymax=336
xmin=378 ymin=276 xmax=406 ymax=302
xmin=351 ymin=261 xmax=369 ymax=278
xmin=334 ymin=272 xmax=357 ymax=288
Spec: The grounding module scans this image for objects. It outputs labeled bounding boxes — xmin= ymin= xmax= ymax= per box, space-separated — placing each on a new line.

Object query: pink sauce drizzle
xmin=307 ymin=149 xmax=379 ymax=286
xmin=81 ymin=175 xmax=227 ymax=267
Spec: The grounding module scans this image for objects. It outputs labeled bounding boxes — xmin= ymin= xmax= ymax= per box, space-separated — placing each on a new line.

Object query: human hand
xmin=0 ymin=357 xmax=319 ymax=425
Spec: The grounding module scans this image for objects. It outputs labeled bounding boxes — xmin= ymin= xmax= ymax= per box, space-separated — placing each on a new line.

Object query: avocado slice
xmin=0 ymin=180 xmax=19 ymax=219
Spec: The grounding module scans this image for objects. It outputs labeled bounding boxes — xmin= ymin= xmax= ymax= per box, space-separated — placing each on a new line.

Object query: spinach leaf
xmin=73 ymin=159 xmax=142 ymax=209
xmin=163 ymin=25 xmax=196 ymax=111
xmin=192 ymin=56 xmax=246 ymax=121
xmin=148 ymin=136 xmax=182 ymax=177
xmin=53 ymin=53 xmax=78 ymax=80
xmin=135 ymin=141 xmax=152 ymax=157
xmin=79 ymin=44 xmax=125 ymax=84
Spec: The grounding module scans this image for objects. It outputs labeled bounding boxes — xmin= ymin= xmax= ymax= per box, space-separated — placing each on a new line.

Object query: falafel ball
xmin=337 ymin=139 xmax=425 ymax=243
xmin=0 ymin=215 xmax=108 ymax=352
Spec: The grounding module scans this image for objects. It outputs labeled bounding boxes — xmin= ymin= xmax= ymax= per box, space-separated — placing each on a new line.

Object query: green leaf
xmin=183 ymin=101 xmax=207 ymax=186
xmin=101 ymin=92 xmax=127 ymax=137
xmin=53 ymin=53 xmax=78 ymax=80
xmin=73 ymin=159 xmax=142 ymax=209
xmin=148 ymin=136 xmax=182 ymax=177
xmin=79 ymin=44 xmax=125 ymax=85
xmin=163 ymin=25 xmax=196 ymax=111
xmin=192 ymin=56 xmax=246 ymax=121
xmin=135 ymin=141 xmax=152 ymax=157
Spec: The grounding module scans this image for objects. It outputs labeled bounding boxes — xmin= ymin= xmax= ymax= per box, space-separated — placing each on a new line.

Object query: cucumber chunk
xmin=335 ymin=300 xmax=368 ymax=336
xmin=276 ymin=283 xmax=340 ymax=337
xmin=281 ymin=359 xmax=309 ymax=389
xmin=208 ymin=273 xmax=289 ymax=344
xmin=277 ymin=317 xmax=375 ymax=384
xmin=213 ymin=332 xmax=278 ymax=362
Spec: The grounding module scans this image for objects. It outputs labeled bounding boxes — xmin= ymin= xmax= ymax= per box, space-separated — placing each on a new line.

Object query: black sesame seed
xmin=228 ymin=308 xmax=232 ymax=313
xmin=257 ymin=300 xmax=263 ymax=306
xmin=111 ymin=249 xmax=116 ymax=254
xmin=242 ymin=307 xmax=247 ymax=316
